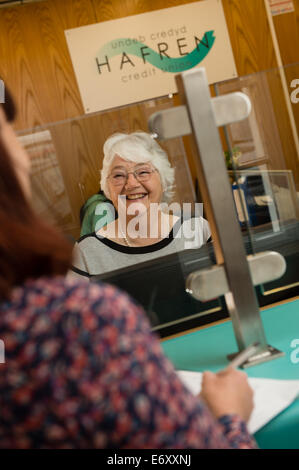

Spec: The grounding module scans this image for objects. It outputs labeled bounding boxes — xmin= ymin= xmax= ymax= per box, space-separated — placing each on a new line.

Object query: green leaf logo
xmin=96 ymin=31 xmax=215 ymax=73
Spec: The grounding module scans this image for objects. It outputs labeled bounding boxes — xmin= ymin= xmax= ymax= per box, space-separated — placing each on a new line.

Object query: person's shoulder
xmin=18 ymin=276 xmax=94 ymax=301
xmin=15 ymin=276 xmax=101 ymax=303
xmin=77 ymin=225 xmax=117 ymax=245
xmin=19 ymin=276 xmax=140 ymax=319
xmin=76 ymin=232 xmax=110 ymax=252
xmin=6 ymin=277 xmax=150 ymax=370
xmin=76 ymin=232 xmax=98 ymax=244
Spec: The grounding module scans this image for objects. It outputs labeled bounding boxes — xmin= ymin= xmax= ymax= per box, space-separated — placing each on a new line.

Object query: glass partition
xmin=216 ymin=63 xmax=299 ymax=311
xmin=17 ymin=63 xmax=299 ymax=336
xmin=18 ymin=95 xmax=195 ymax=242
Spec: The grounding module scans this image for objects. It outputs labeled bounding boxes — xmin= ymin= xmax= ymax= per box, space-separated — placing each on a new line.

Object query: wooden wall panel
xmin=0 ymin=0 xmax=280 ymax=130
xmin=0 ymin=0 xmax=298 ymax=236
xmin=267 ymin=70 xmax=299 ymax=187
xmin=221 ymin=0 xmax=277 ymax=75
xmin=268 ymin=0 xmax=299 ymax=117
xmin=0 ymin=0 xmax=279 ymax=130
xmin=268 ymin=0 xmax=299 ymax=192
xmin=91 ymin=0 xmax=200 ymax=20
xmin=272 ymin=0 xmax=299 ymax=65
xmin=0 ymin=0 xmax=97 ymax=130
xmin=222 ymin=0 xmax=299 ymax=191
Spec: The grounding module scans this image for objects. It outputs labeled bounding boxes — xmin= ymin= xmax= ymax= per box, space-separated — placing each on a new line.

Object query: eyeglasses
xmin=108 ymin=166 xmax=157 ymax=187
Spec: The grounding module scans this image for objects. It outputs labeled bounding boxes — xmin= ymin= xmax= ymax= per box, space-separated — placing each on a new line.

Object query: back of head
xmin=100 ymin=131 xmax=175 ymax=202
xmin=0 ymin=87 xmax=72 ymax=300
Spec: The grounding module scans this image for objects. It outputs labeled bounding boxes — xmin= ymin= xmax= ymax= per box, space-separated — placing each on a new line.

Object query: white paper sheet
xmin=177 ymin=370 xmax=299 ymax=434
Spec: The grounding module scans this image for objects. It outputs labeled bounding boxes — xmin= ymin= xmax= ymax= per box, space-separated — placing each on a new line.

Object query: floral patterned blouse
xmin=0 ymin=277 xmax=257 ymax=449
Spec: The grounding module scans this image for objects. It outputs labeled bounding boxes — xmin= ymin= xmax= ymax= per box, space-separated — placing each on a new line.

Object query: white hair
xmin=100 ymin=131 xmax=175 ymax=202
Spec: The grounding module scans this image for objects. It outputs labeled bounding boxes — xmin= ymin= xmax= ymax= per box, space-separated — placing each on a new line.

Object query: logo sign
xmin=65 ymin=0 xmax=237 ymax=113
xmin=269 ymin=0 xmax=295 ymax=16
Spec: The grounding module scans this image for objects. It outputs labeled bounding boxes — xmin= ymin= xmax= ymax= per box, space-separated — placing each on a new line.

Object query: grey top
xmin=71 ymin=217 xmax=211 ymax=279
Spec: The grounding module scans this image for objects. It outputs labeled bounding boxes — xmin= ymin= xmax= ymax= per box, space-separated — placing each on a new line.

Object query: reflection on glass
xmin=228 ymin=169 xmax=299 ymax=303
xmin=215 ymin=64 xmax=299 ymax=315
xmin=17 ymin=130 xmax=75 ymax=238
xmin=229 ymin=170 xmax=299 ymax=232
xmin=16 ymin=63 xmax=299 ymax=335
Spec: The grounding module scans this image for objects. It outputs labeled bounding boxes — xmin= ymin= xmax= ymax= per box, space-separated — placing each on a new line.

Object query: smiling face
xmin=107 ymin=155 xmax=163 ymax=216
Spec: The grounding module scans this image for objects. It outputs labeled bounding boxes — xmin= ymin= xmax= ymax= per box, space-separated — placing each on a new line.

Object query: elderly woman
xmin=0 ymin=92 xmax=255 ymax=449
xmin=71 ymin=132 xmax=211 ymax=279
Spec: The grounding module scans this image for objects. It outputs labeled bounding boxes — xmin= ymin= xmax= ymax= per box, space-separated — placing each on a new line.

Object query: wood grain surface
xmin=0 ymin=0 xmax=95 ymax=129
xmin=0 ymin=0 xmax=298 ymax=239
xmin=222 ymin=0 xmax=277 ymax=75
xmin=0 ymin=0 xmax=282 ymax=129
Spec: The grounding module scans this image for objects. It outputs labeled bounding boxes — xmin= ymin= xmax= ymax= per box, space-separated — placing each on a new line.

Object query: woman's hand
xmin=200 ymin=367 xmax=254 ymax=422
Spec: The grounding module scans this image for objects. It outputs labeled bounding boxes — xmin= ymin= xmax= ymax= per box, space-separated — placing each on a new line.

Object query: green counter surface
xmin=161 ymin=298 xmax=299 ymax=449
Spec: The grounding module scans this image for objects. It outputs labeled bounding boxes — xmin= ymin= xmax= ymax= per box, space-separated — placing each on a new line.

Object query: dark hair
xmin=0 ymin=88 xmax=72 ymax=299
